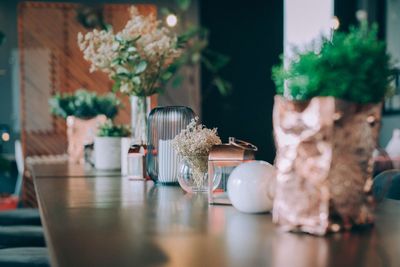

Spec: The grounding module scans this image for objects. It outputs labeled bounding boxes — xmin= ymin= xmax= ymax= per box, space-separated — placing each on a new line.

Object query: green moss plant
xmin=97 ymin=120 xmax=131 ymax=137
xmin=272 ymin=21 xmax=392 ymax=103
xmin=49 ymin=89 xmax=121 ymax=119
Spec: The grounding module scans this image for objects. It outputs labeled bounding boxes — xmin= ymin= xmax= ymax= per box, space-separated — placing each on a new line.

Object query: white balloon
xmin=227 ymin=161 xmax=276 ymax=213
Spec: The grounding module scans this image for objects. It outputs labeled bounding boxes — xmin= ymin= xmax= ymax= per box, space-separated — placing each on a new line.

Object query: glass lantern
xmin=208 ymin=137 xmax=257 ymax=204
xmin=147 ymin=106 xmax=195 ymax=184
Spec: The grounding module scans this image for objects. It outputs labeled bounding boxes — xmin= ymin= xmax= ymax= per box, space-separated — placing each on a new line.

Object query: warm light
xmin=331 ymin=16 xmax=340 ymax=30
xmin=1 ymin=132 xmax=10 ymax=142
xmin=166 ymin=14 xmax=178 ymax=27
xmin=356 ymin=10 xmax=368 ymax=21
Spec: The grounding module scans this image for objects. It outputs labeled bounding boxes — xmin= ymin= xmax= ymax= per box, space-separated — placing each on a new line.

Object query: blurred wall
xmin=381 ymin=0 xmax=400 ymax=147
xmin=0 ymin=0 xmax=199 ymax=154
xmin=200 ymin=0 xmax=283 ymax=162
xmin=285 ymin=0 xmax=334 ymax=60
xmin=0 ymin=1 xmax=18 ymax=154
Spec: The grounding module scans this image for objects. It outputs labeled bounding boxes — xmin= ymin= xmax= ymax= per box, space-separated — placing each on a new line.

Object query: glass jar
xmin=178 ymin=157 xmax=219 ymax=193
xmin=131 ymin=96 xmax=151 ymax=145
xmin=147 ymin=106 xmax=195 ymax=184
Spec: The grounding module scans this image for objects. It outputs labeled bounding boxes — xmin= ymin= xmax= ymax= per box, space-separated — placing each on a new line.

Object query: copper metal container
xmin=272 ymin=96 xmax=381 ymax=235
xmin=208 ymin=137 xmax=257 ymax=205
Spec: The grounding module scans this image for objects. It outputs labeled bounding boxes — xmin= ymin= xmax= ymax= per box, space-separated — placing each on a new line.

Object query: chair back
xmin=14 ymin=140 xmax=24 ymax=197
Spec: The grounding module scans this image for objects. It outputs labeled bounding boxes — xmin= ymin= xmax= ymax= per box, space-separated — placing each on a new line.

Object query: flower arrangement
xmin=97 ymin=120 xmax=131 ymax=137
xmin=272 ymin=19 xmax=392 ymax=103
xmin=78 ymin=6 xmax=181 ymax=96
xmin=172 ymin=117 xmax=221 ymax=188
xmin=49 ymin=89 xmax=121 ymax=119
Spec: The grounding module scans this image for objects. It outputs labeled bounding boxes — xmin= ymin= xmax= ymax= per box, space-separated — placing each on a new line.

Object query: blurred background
xmin=0 ymin=0 xmax=399 ymax=195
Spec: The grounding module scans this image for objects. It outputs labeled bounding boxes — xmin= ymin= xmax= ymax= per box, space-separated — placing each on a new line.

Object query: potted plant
xmin=271 ymin=18 xmax=393 ymax=235
xmin=172 ymin=117 xmax=221 ymax=193
xmin=49 ymin=89 xmax=121 ymax=163
xmin=94 ymin=120 xmax=131 ymax=170
xmin=78 ymin=6 xmax=182 ymax=145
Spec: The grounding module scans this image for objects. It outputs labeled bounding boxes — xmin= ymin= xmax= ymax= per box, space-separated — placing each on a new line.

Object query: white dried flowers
xmin=172 ymin=117 xmax=221 ymax=189
xmin=172 ymin=117 xmax=221 ymax=158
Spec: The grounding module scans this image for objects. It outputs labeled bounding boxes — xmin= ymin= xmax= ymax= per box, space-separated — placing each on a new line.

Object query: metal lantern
xmin=147 ymin=106 xmax=195 ymax=184
xmin=208 ymin=137 xmax=257 ymax=205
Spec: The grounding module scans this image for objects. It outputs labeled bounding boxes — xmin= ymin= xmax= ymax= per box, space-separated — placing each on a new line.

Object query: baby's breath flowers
xmin=78 ymin=6 xmax=181 ymax=96
xmin=172 ymin=117 xmax=221 ymax=189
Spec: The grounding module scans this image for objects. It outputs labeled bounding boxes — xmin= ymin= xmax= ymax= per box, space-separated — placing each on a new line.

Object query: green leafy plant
xmin=49 ymin=89 xmax=121 ymax=119
xmin=109 ymin=36 xmax=152 ymax=96
xmin=97 ymin=120 xmax=131 ymax=137
xmin=272 ymin=20 xmax=393 ymax=103
xmin=160 ymin=0 xmax=232 ymax=96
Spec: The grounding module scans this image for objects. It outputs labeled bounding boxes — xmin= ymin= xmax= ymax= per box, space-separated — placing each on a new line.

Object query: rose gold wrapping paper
xmin=273 ymin=96 xmax=381 ymax=235
xmin=67 ymin=115 xmax=106 ymax=164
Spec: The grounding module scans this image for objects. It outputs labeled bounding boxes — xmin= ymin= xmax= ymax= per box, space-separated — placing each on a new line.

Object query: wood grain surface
xmin=32 ymin=162 xmax=400 ymax=267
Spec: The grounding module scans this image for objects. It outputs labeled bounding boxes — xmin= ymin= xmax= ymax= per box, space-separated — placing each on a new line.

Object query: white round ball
xmin=227 ymin=161 xmax=276 ymax=213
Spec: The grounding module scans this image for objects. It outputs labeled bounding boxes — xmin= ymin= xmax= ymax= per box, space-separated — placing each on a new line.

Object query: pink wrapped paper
xmin=273 ymin=96 xmax=381 ymax=235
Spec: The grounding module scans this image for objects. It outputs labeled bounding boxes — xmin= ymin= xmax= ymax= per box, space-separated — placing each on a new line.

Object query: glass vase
xmin=178 ymin=156 xmax=216 ymax=193
xmin=130 ymin=96 xmax=151 ymax=145
xmin=147 ymin=106 xmax=195 ymax=184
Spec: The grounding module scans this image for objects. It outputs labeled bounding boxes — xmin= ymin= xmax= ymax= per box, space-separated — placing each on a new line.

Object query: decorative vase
xmin=178 ymin=157 xmax=210 ymax=193
xmin=227 ymin=161 xmax=276 ymax=213
xmin=273 ymin=96 xmax=381 ymax=235
xmin=67 ymin=115 xmax=107 ymax=164
xmin=147 ymin=106 xmax=196 ymax=184
xmin=94 ymin=136 xmax=122 ymax=170
xmin=130 ymin=96 xmax=151 ymax=145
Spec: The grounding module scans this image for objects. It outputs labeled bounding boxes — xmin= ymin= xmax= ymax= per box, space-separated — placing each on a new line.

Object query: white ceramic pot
xmin=94 ymin=137 xmax=122 ymax=170
xmin=227 ymin=161 xmax=276 ymax=213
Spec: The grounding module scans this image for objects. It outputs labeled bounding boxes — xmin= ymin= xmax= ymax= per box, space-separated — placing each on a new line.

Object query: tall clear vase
xmin=130 ymin=96 xmax=151 ymax=145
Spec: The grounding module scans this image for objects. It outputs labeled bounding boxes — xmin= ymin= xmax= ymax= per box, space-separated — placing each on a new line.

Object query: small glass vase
xmin=131 ymin=96 xmax=151 ymax=145
xmin=178 ymin=156 xmax=219 ymax=193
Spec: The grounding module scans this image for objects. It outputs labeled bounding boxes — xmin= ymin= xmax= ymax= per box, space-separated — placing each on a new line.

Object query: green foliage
xmin=0 ymin=31 xmax=5 ymax=46
xmin=272 ymin=22 xmax=392 ymax=103
xmin=162 ymin=1 xmax=232 ymax=96
xmin=175 ymin=0 xmax=191 ymax=11
xmin=49 ymin=89 xmax=121 ymax=119
xmin=109 ymin=36 xmax=153 ymax=96
xmin=97 ymin=120 xmax=131 ymax=137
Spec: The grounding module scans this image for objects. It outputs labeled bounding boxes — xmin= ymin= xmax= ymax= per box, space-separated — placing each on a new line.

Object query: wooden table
xmin=29 ymin=162 xmax=121 ymax=178
xmin=32 ymin=163 xmax=400 ymax=267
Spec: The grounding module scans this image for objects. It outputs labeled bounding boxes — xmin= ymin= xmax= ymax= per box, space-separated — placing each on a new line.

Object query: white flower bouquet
xmin=78 ymin=6 xmax=181 ymax=96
